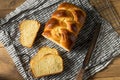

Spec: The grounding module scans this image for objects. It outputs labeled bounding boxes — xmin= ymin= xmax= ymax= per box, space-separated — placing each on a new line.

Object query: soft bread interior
xmin=42 ymin=35 xmax=70 ymax=51
xmin=19 ymin=20 xmax=40 ymax=48
xmin=30 ymin=47 xmax=59 ymax=62
xmin=30 ymin=54 xmax=63 ymax=78
xmin=30 ymin=47 xmax=63 ymax=78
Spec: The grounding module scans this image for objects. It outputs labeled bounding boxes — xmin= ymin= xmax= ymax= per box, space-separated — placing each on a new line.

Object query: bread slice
xmin=30 ymin=54 xmax=63 ymax=78
xmin=36 ymin=46 xmax=59 ymax=58
xmin=31 ymin=47 xmax=59 ymax=63
xmin=19 ymin=20 xmax=40 ymax=48
xmin=30 ymin=47 xmax=63 ymax=78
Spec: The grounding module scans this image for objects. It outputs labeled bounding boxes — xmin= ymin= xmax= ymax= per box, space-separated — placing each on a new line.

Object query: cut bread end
xmin=42 ymin=34 xmax=71 ymax=51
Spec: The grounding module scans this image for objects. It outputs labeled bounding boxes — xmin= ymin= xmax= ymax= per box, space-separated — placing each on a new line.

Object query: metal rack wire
xmin=90 ymin=0 xmax=120 ymax=35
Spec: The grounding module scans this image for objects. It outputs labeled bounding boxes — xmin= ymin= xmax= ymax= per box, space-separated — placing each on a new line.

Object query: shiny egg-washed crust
xmin=42 ymin=2 xmax=86 ymax=51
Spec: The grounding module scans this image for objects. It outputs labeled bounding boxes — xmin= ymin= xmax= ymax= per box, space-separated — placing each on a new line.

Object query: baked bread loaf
xmin=30 ymin=47 xmax=63 ymax=78
xmin=42 ymin=2 xmax=86 ymax=51
xmin=19 ymin=20 xmax=40 ymax=48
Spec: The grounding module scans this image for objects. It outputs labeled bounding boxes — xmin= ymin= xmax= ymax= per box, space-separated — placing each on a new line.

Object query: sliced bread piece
xmin=34 ymin=47 xmax=59 ymax=59
xmin=30 ymin=47 xmax=63 ymax=78
xmin=19 ymin=20 xmax=40 ymax=48
xmin=30 ymin=54 xmax=63 ymax=78
xmin=30 ymin=47 xmax=59 ymax=63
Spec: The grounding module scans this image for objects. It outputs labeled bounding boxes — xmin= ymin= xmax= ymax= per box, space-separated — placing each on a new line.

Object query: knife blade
xmin=76 ymin=23 xmax=101 ymax=80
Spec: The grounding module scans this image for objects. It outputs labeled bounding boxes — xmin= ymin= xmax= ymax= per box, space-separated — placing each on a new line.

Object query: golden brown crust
xmin=42 ymin=2 xmax=86 ymax=51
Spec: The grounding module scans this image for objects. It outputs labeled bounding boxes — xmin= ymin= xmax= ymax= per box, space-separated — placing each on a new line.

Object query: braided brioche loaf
xmin=42 ymin=2 xmax=86 ymax=51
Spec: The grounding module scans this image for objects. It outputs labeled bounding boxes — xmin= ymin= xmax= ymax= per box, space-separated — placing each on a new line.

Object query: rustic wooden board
xmin=0 ymin=0 xmax=120 ymax=80
xmin=0 ymin=45 xmax=23 ymax=80
xmin=90 ymin=0 xmax=120 ymax=34
xmin=0 ymin=0 xmax=25 ymax=18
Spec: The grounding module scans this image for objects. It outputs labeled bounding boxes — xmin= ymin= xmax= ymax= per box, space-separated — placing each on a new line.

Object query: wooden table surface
xmin=0 ymin=0 xmax=120 ymax=80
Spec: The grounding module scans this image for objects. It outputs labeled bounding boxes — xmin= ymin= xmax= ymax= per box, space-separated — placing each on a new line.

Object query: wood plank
xmin=0 ymin=0 xmax=25 ymax=18
xmin=0 ymin=9 xmax=14 ymax=18
xmin=111 ymin=0 xmax=120 ymax=16
xmin=94 ymin=59 xmax=120 ymax=78
xmin=89 ymin=0 xmax=120 ymax=79
xmin=90 ymin=0 xmax=120 ymax=34
xmin=0 ymin=0 xmax=25 ymax=9
xmin=93 ymin=77 xmax=120 ymax=80
xmin=0 ymin=43 xmax=4 ymax=48
xmin=110 ymin=57 xmax=120 ymax=65
xmin=0 ymin=48 xmax=23 ymax=80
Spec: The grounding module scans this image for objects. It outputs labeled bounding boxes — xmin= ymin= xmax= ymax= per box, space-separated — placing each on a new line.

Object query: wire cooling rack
xmin=90 ymin=0 xmax=120 ymax=35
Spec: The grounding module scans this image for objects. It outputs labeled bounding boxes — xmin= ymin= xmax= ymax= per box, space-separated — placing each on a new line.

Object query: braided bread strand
xmin=42 ymin=2 xmax=86 ymax=51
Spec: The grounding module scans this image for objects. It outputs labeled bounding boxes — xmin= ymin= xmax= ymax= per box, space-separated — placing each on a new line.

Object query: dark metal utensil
xmin=76 ymin=23 xmax=101 ymax=80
